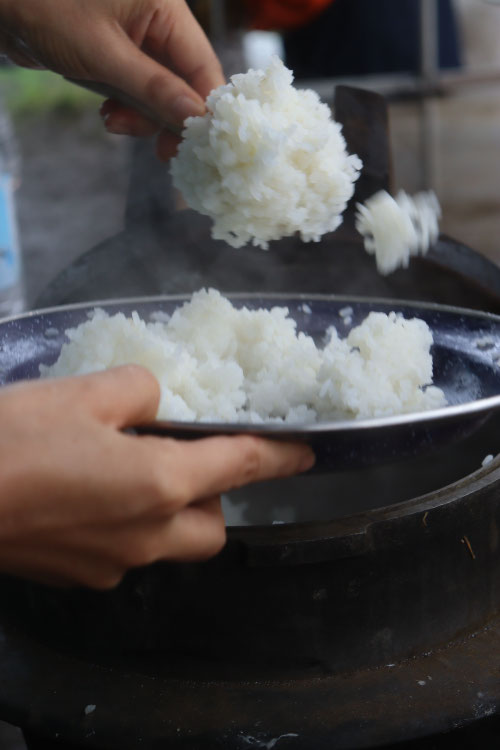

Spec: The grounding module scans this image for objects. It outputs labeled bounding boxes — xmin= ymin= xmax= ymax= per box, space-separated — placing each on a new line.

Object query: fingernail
xmin=105 ymin=118 xmax=130 ymax=135
xmin=99 ymin=100 xmax=112 ymax=117
xmin=171 ymin=95 xmax=205 ymax=124
xmin=298 ymin=450 xmax=316 ymax=473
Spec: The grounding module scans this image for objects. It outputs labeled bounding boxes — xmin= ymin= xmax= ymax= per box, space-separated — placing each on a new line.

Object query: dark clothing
xmin=284 ymin=0 xmax=461 ymax=78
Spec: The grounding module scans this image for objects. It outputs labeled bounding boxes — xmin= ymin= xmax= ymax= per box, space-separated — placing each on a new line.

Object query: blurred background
xmin=0 ymin=0 xmax=499 ymax=310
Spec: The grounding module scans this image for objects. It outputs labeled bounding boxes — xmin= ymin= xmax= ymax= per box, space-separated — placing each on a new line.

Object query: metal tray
xmin=2 ymin=293 xmax=500 ymax=471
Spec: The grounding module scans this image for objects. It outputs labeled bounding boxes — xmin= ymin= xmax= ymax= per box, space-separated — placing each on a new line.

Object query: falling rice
xmin=355 ymin=190 xmax=441 ymax=275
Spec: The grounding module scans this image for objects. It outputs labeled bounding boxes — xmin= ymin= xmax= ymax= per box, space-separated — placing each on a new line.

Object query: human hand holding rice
xmin=0 ymin=0 xmax=225 ymax=160
xmin=171 ymin=56 xmax=441 ymax=274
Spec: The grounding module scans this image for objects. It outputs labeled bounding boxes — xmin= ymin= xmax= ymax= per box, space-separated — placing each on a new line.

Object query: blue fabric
xmin=0 ymin=174 xmax=20 ymax=290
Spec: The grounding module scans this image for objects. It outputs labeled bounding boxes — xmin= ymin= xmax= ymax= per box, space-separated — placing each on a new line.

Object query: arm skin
xmin=0 ymin=366 xmax=314 ymax=588
xmin=0 ymin=0 xmax=226 ymax=158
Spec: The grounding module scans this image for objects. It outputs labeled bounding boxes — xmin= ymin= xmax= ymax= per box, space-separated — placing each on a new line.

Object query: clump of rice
xmin=170 ymin=56 xmax=362 ymax=250
xmin=355 ymin=190 xmax=441 ymax=275
xmin=41 ymin=289 xmax=446 ymax=423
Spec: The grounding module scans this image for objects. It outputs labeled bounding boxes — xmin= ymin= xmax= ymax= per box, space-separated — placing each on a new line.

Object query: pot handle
xmin=334 ymin=85 xmax=393 ymax=205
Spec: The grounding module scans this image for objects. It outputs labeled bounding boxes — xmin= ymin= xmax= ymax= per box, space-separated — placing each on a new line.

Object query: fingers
xmin=98 ymin=102 xmax=184 ymax=163
xmin=0 ymin=539 xmax=124 ymax=590
xmin=103 ymin=38 xmax=206 ymax=131
xmin=49 ymin=496 xmax=227 ymax=569
xmin=156 ymin=129 xmax=182 ymax=161
xmin=0 ymin=497 xmax=226 ymax=588
xmin=144 ymin=0 xmax=225 ymax=99
xmin=101 ymin=2 xmax=224 ymax=131
xmin=100 ymin=99 xmax=160 ymax=137
xmin=154 ymin=435 xmax=316 ymax=504
xmin=157 ymin=496 xmax=227 ymax=562
xmin=68 ymin=366 xmax=161 ymax=427
xmin=99 ymin=101 xmax=184 ymax=162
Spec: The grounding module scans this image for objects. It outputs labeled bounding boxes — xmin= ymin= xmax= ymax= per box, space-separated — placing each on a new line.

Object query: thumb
xmin=101 ymin=36 xmax=206 ymax=130
xmin=76 ymin=365 xmax=161 ymax=428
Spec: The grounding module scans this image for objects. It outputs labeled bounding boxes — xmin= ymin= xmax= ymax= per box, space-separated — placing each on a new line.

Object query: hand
xmin=0 ymin=0 xmax=225 ymax=159
xmin=0 ymin=366 xmax=314 ymax=589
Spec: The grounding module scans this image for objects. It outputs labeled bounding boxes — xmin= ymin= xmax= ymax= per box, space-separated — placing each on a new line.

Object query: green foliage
xmin=0 ymin=67 xmax=100 ymax=120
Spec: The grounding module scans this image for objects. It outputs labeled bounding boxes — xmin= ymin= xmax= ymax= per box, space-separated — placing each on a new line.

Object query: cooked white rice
xmin=170 ymin=56 xmax=362 ymax=250
xmin=355 ymin=190 xmax=441 ymax=275
xmin=40 ymin=289 xmax=446 ymax=423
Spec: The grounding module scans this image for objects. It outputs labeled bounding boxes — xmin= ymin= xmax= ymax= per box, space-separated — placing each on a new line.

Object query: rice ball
xmin=170 ymin=56 xmax=362 ymax=250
